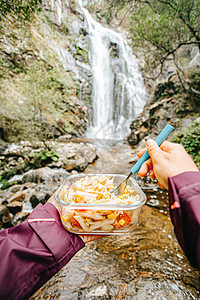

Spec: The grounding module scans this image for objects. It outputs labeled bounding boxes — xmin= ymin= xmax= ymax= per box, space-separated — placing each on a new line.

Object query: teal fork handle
xmin=131 ymin=124 xmax=174 ymax=175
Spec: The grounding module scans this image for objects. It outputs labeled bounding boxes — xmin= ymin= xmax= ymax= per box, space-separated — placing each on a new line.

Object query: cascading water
xmin=78 ymin=1 xmax=148 ymax=140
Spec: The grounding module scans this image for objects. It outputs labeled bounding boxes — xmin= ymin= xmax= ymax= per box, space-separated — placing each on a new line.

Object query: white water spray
xmin=81 ymin=1 xmax=148 ymax=139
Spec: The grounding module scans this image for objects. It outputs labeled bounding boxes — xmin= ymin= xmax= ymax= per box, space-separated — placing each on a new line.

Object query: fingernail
xmin=146 ymin=139 xmax=155 ymax=147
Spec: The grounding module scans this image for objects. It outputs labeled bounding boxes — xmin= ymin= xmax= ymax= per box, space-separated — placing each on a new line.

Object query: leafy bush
xmin=188 ymin=69 xmax=200 ymax=108
xmin=171 ymin=122 xmax=200 ymax=167
xmin=29 ymin=150 xmax=59 ymax=167
xmin=0 ymin=57 xmax=74 ymax=141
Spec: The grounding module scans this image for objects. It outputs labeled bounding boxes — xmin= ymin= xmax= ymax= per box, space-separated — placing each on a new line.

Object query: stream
xmin=31 ymin=140 xmax=200 ymax=300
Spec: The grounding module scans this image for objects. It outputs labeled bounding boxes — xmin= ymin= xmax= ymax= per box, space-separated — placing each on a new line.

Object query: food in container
xmin=55 ymin=174 xmax=146 ymax=235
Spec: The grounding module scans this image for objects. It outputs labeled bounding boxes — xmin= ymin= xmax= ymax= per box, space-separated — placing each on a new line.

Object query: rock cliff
xmin=0 ymin=0 xmax=92 ymax=142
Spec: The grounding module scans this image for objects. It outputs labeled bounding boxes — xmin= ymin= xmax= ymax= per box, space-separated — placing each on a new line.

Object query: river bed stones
xmin=0 ymin=140 xmax=97 ymax=226
xmin=0 ymin=204 xmax=11 ymax=229
xmin=6 ymin=201 xmax=23 ymax=215
xmin=0 ymin=141 xmax=97 ymax=182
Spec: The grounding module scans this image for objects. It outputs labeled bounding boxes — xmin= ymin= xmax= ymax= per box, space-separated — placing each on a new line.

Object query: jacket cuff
xmin=28 ymin=203 xmax=85 ymax=261
xmin=169 ymin=171 xmax=200 ymax=203
xmin=168 ymin=171 xmax=200 ymax=268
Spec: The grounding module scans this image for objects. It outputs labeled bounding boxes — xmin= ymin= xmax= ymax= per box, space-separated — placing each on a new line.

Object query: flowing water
xmin=31 ymin=141 xmax=199 ymax=300
xmin=51 ymin=0 xmax=147 ymax=140
xmin=78 ymin=1 xmax=147 ymax=140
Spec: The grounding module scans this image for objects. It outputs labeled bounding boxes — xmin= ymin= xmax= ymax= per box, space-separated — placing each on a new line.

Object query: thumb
xmin=146 ymin=139 xmax=163 ymax=161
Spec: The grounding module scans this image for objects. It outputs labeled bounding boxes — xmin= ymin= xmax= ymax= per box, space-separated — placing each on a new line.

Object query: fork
xmin=110 ymin=124 xmax=174 ymax=196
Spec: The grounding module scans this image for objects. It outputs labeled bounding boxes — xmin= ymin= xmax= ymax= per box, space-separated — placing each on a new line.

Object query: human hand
xmin=78 ymin=234 xmax=106 ymax=243
xmin=137 ymin=139 xmax=199 ymax=189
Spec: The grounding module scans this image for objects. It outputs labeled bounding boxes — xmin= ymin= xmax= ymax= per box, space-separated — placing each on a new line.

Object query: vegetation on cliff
xmin=0 ymin=0 xmax=42 ymax=22
xmin=0 ymin=1 xmax=87 ymax=142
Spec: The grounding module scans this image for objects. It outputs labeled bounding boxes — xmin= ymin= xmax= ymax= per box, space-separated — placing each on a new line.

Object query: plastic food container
xmin=55 ymin=174 xmax=146 ymax=235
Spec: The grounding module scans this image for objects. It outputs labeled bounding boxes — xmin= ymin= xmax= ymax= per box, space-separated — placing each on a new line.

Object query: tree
xmin=107 ymin=0 xmax=200 ymax=96
xmin=130 ymin=1 xmax=200 ymax=70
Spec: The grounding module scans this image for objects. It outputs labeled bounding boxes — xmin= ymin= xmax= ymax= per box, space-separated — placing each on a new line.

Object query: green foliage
xmin=28 ymin=150 xmax=59 ymax=168
xmin=0 ymin=12 xmax=86 ymax=142
xmin=100 ymin=10 xmax=112 ymax=24
xmin=29 ymin=150 xmax=59 ymax=162
xmin=190 ymin=71 xmax=200 ymax=92
xmin=0 ymin=58 xmax=72 ymax=141
xmin=0 ymin=0 xmax=42 ymax=22
xmin=0 ymin=167 xmax=17 ymax=187
xmin=129 ymin=0 xmax=199 ymax=71
xmin=0 ymin=179 xmax=11 ymax=190
xmin=0 ymin=177 xmax=18 ymax=190
xmin=171 ymin=122 xmax=200 ymax=167
xmin=107 ymin=0 xmax=200 ymax=76
xmin=188 ymin=69 xmax=200 ymax=106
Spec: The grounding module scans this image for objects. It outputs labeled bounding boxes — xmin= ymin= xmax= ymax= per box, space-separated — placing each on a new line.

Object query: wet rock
xmin=128 ymin=95 xmax=178 ymax=145
xmin=22 ymin=167 xmax=54 ymax=183
xmin=0 ymin=190 xmax=11 ymax=205
xmin=128 ymin=154 xmax=139 ymax=164
xmin=86 ymin=284 xmax=107 ymax=298
xmin=51 ymin=168 xmax=69 ymax=182
xmin=0 ymin=204 xmax=11 ymax=227
xmin=71 ymin=170 xmax=78 ymax=175
xmin=8 ymin=174 xmax=24 ymax=183
xmin=1 ymin=141 xmax=97 ymax=182
xmin=6 ymin=191 xmax=24 ymax=204
xmin=30 ymin=192 xmax=51 ymax=208
xmin=57 ymin=134 xmax=72 ymax=141
xmin=0 ymin=139 xmax=7 ymax=154
xmin=64 ymin=162 xmax=76 ymax=171
xmin=82 ymin=143 xmax=97 ymax=164
xmin=127 ymin=74 xmax=198 ymax=145
xmin=75 ymin=157 xmax=87 ymax=171
xmin=7 ymin=184 xmax=23 ymax=194
xmin=47 ymin=142 xmax=98 ymax=171
xmin=11 ymin=212 xmax=29 ymax=226
xmin=6 ymin=201 xmax=23 ymax=215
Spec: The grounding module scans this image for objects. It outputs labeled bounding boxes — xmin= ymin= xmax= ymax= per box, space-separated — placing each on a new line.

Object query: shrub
xmin=171 ymin=121 xmax=200 ymax=167
xmin=29 ymin=150 xmax=59 ymax=167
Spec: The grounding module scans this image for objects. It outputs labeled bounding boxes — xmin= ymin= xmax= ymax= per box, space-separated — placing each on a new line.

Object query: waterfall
xmin=79 ymin=1 xmax=147 ymax=140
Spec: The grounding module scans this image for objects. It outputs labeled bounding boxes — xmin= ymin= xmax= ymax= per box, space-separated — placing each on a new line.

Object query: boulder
xmin=0 ymin=204 xmax=11 ymax=227
xmin=57 ymin=134 xmax=72 ymax=141
xmin=8 ymin=174 xmax=24 ymax=183
xmin=30 ymin=192 xmax=51 ymax=208
xmin=82 ymin=143 xmax=97 ymax=164
xmin=128 ymin=93 xmax=184 ymax=145
xmin=6 ymin=201 xmax=23 ymax=215
xmin=6 ymin=191 xmax=24 ymax=204
xmin=22 ymin=167 xmax=54 ymax=183
xmin=11 ymin=212 xmax=29 ymax=226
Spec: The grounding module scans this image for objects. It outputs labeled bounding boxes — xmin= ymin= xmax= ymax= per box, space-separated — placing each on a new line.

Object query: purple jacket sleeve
xmin=0 ymin=202 xmax=85 ymax=300
xmin=168 ymin=171 xmax=200 ymax=270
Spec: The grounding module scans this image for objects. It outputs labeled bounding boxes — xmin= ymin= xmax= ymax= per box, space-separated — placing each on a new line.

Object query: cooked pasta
xmin=60 ymin=175 xmax=141 ymax=233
